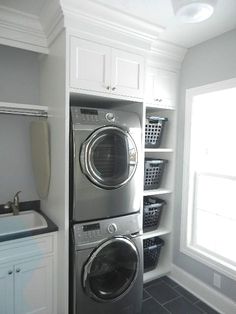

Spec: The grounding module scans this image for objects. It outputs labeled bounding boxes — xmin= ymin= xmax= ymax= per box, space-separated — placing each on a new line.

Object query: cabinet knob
xmin=8 ymin=270 xmax=13 ymax=275
xmin=106 ymin=86 xmax=110 ymax=90
xmin=111 ymin=87 xmax=116 ymax=91
xmin=16 ymin=268 xmax=21 ymax=273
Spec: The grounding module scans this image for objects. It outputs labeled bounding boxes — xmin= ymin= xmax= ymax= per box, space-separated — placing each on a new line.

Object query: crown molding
xmin=40 ymin=0 xmax=64 ymax=47
xmin=61 ymin=0 xmax=186 ymax=68
xmin=61 ymin=0 xmax=164 ymax=43
xmin=151 ymin=39 xmax=187 ymax=63
xmin=0 ymin=5 xmax=48 ymax=54
xmin=148 ymin=39 xmax=187 ymax=70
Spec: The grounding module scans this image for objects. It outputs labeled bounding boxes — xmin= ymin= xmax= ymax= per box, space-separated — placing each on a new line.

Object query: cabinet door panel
xmin=111 ymin=49 xmax=144 ymax=98
xmin=144 ymin=70 xmax=156 ymax=102
xmin=0 ymin=265 xmax=14 ymax=314
xmin=15 ymin=256 xmax=53 ymax=314
xmin=145 ymin=67 xmax=177 ymax=108
xmin=154 ymin=69 xmax=177 ymax=101
xmin=70 ymin=37 xmax=111 ymax=93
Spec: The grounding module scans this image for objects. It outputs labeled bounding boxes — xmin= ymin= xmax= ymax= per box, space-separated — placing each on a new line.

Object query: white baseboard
xmin=170 ymin=264 xmax=236 ymax=314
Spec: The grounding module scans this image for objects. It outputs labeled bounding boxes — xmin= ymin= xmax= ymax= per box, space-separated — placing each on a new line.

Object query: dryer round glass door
xmin=83 ymin=237 xmax=139 ymax=302
xmin=80 ymin=126 xmax=138 ymax=189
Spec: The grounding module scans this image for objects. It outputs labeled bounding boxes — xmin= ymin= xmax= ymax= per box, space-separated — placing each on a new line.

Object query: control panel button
xmin=107 ymin=223 xmax=117 ymax=234
xmin=105 ymin=112 xmax=115 ymax=122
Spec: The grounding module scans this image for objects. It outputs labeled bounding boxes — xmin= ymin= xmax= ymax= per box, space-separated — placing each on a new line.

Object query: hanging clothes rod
xmin=0 ymin=102 xmax=48 ymax=118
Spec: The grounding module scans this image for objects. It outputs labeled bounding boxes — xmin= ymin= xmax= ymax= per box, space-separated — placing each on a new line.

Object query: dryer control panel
xmin=73 ymin=213 xmax=141 ymax=249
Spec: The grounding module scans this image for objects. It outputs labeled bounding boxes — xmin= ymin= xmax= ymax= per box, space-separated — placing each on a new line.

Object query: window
xmin=181 ymin=78 xmax=236 ymax=279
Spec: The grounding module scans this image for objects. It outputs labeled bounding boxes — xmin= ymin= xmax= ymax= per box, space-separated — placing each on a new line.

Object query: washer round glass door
xmin=80 ymin=126 xmax=138 ymax=189
xmin=83 ymin=237 xmax=139 ymax=302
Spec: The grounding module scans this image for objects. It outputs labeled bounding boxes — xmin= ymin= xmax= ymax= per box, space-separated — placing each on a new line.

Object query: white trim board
xmin=0 ymin=5 xmax=48 ymax=54
xmin=170 ymin=264 xmax=236 ymax=314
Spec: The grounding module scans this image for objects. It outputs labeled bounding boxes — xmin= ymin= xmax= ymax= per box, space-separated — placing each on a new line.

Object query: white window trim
xmin=180 ymin=78 xmax=236 ymax=281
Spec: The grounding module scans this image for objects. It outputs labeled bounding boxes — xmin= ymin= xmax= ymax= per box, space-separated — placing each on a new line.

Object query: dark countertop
xmin=0 ymin=200 xmax=58 ymax=242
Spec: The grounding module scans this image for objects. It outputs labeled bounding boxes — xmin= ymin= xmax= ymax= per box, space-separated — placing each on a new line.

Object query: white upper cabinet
xmin=111 ymin=48 xmax=144 ymax=98
xmin=145 ymin=66 xmax=177 ymax=109
xmin=70 ymin=37 xmax=111 ymax=93
xmin=70 ymin=36 xmax=144 ymax=99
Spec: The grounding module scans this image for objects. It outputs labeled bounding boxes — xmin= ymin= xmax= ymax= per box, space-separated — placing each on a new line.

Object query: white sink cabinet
xmin=0 ymin=233 xmax=57 ymax=314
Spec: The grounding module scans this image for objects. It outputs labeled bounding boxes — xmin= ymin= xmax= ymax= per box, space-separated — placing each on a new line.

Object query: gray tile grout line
xmin=193 ymin=302 xmax=210 ymax=314
xmin=163 ymin=295 xmax=208 ymax=314
xmin=163 ymin=280 xmax=179 ymax=289
xmin=172 ymin=286 xmax=200 ymax=304
xmin=146 ymin=290 xmax=175 ymax=307
xmin=162 ymin=295 xmax=182 ymax=306
xmin=143 ymin=296 xmax=152 ymax=301
xmin=145 ymin=280 xmax=184 ymax=307
xmin=144 ymin=278 xmax=218 ymax=314
xmin=144 ymin=291 xmax=214 ymax=314
xmin=144 ymin=278 xmax=165 ymax=289
xmin=146 ymin=295 xmax=172 ymax=314
xmin=142 ymin=288 xmax=154 ymax=302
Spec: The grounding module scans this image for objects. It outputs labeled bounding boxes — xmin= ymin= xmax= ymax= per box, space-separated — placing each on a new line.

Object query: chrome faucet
xmin=4 ymin=191 xmax=21 ymax=215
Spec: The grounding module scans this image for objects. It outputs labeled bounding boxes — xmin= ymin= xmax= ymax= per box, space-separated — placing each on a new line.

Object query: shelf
xmin=145 ymin=148 xmax=174 ymax=153
xmin=143 ymin=188 xmax=172 ymax=196
xmin=145 ymin=103 xmax=175 ymax=111
xmin=143 ymin=264 xmax=171 ymax=283
xmin=0 ymin=102 xmax=48 ymax=117
xmin=142 ymin=228 xmax=171 ymax=239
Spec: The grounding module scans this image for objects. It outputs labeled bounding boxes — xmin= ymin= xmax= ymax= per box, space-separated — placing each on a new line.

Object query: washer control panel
xmin=73 ymin=213 xmax=141 ymax=247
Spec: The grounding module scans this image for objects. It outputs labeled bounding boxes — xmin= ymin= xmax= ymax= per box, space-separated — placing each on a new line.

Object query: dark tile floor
xmin=142 ymin=276 xmax=220 ymax=314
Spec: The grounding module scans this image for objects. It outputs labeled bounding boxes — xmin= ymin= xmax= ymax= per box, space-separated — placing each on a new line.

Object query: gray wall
xmin=0 ymin=46 xmax=40 ymax=204
xmin=0 ymin=45 xmax=40 ymax=104
xmin=174 ymin=28 xmax=236 ymax=301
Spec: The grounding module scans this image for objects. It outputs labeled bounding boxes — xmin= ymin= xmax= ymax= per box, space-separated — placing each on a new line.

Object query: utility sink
xmin=0 ymin=210 xmax=48 ymax=236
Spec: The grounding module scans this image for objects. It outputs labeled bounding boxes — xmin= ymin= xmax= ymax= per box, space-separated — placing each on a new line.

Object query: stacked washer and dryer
xmin=70 ymin=106 xmax=143 ymax=314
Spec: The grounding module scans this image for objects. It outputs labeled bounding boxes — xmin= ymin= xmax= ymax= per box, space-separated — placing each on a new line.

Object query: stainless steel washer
xmin=71 ymin=213 xmax=143 ymax=314
xmin=70 ymin=106 xmax=142 ymax=222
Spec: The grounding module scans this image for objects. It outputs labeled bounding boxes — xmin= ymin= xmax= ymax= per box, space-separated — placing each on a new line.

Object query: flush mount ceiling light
xmin=171 ymin=0 xmax=217 ymax=23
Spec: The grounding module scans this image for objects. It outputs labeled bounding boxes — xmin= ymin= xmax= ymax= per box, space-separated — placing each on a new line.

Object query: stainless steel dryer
xmin=71 ymin=106 xmax=142 ymax=222
xmin=71 ymin=213 xmax=143 ymax=314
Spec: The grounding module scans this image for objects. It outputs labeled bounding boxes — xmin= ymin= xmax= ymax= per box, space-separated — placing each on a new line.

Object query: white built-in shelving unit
xmin=142 ymin=68 xmax=177 ymax=283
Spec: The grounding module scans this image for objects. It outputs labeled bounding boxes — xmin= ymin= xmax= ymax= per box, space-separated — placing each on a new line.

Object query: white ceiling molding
xmin=61 ymin=0 xmax=165 ymax=42
xmin=61 ymin=0 xmax=187 ymax=69
xmin=151 ymin=39 xmax=187 ymax=63
xmin=40 ymin=0 xmax=64 ymax=47
xmin=0 ymin=5 xmax=48 ymax=54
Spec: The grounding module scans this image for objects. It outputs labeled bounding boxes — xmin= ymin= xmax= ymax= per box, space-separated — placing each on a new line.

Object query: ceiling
xmin=93 ymin=0 xmax=236 ymax=48
xmin=1 ymin=0 xmax=236 ymax=48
